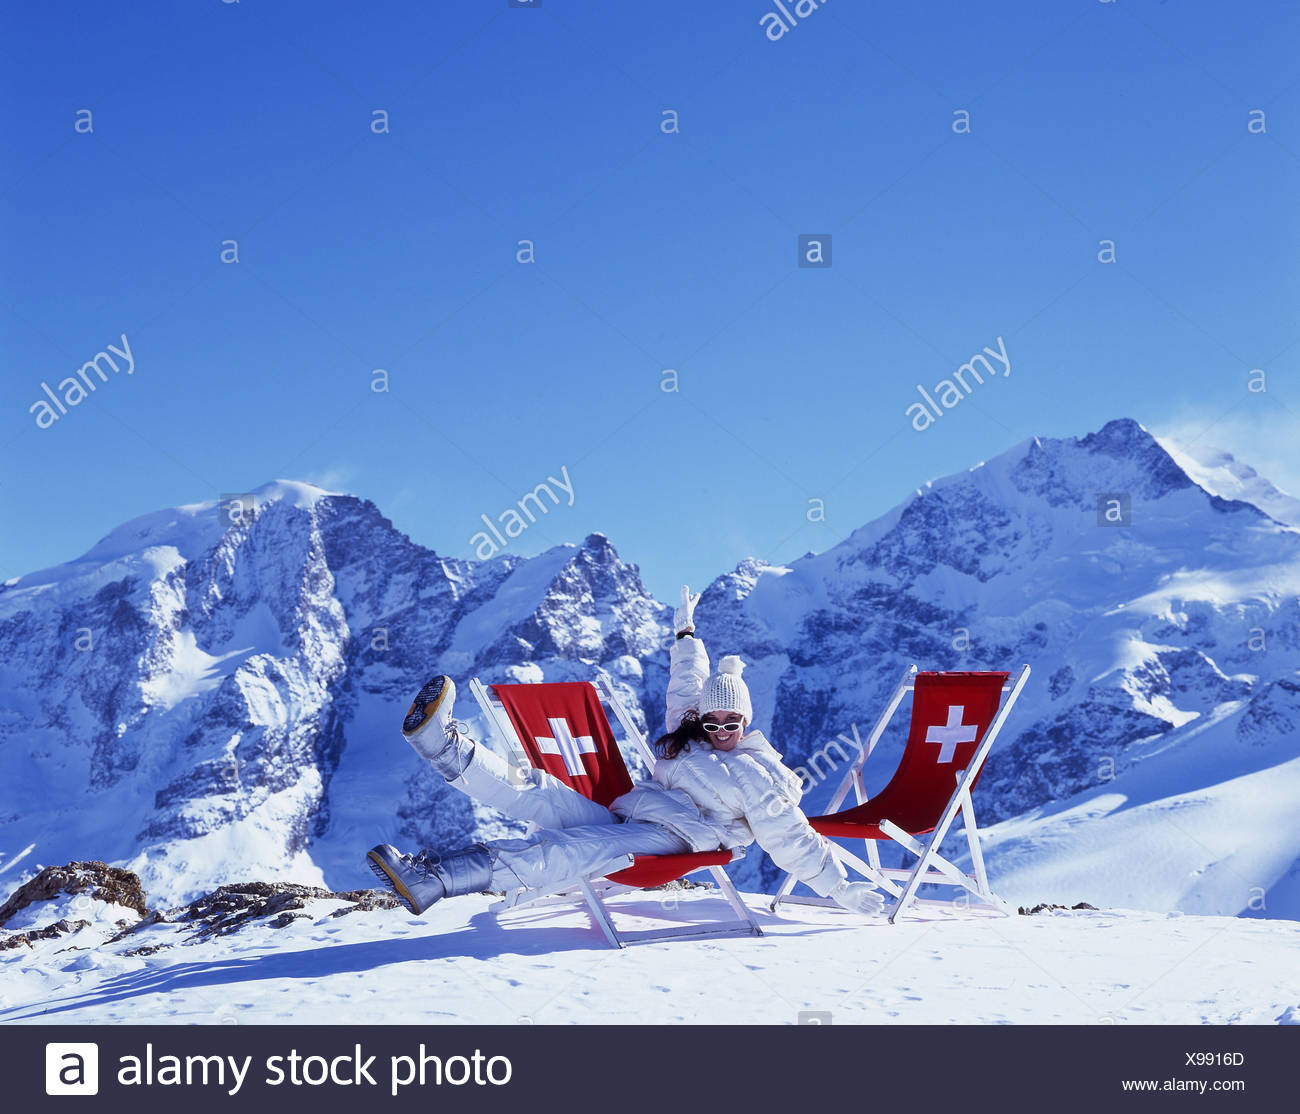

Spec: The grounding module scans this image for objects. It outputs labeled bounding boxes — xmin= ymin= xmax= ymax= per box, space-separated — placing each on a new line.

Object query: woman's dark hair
xmin=653 ymin=709 xmax=709 ymax=760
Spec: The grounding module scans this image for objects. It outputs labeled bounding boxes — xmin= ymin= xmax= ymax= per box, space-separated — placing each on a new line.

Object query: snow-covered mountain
xmin=2 ymin=419 xmax=1298 ymax=919
xmin=693 ymin=420 xmax=1300 ymax=917
xmin=1155 ymin=432 xmax=1300 ymax=528
xmin=0 ymin=482 xmax=666 ymax=905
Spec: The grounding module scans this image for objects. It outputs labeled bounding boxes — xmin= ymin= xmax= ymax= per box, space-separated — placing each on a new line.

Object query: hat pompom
xmin=717 ymin=655 xmax=745 ymax=676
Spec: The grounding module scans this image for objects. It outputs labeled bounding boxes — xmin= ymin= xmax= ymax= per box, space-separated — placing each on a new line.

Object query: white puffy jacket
xmin=609 ymin=636 xmax=846 ymax=897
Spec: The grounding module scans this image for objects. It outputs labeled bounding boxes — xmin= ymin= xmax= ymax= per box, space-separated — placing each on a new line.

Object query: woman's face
xmin=702 ymin=711 xmax=746 ymax=751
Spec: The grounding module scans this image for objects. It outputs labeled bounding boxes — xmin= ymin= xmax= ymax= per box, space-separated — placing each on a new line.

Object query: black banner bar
xmin=5 ymin=1024 xmax=1291 ymax=1111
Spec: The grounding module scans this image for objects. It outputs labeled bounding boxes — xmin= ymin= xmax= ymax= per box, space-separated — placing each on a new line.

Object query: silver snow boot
xmin=401 ymin=674 xmax=476 ymax=779
xmin=366 ymin=842 xmax=495 ymax=915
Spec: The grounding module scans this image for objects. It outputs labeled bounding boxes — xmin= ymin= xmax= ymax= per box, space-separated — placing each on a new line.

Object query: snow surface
xmin=2 ymin=889 xmax=1297 ymax=1025
xmin=0 ymin=891 xmax=141 ymax=934
xmin=979 ymin=750 xmax=1300 ymax=917
xmin=1155 ymin=435 xmax=1300 ymax=527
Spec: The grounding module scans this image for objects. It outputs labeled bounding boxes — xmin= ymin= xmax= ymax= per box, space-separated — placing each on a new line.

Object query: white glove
xmin=830 ymin=880 xmax=885 ymax=915
xmin=673 ymin=584 xmax=700 ymax=636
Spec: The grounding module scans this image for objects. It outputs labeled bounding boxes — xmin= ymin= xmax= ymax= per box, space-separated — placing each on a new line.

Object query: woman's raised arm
xmin=665 ymin=584 xmax=709 ymax=732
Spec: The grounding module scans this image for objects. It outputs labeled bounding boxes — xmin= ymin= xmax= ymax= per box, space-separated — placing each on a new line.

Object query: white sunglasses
xmin=702 ymin=719 xmax=744 ymax=733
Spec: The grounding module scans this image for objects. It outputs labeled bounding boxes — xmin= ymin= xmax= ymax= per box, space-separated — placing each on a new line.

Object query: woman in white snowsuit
xmin=367 ymin=587 xmax=883 ymax=917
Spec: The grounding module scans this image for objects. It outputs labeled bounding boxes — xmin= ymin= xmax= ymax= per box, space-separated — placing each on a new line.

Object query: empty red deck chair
xmin=468 ymin=676 xmax=763 ymax=947
xmin=772 ymin=664 xmax=1030 ymax=923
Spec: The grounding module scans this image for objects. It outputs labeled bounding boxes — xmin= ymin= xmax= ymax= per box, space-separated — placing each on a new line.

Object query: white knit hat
xmin=698 ymin=655 xmax=753 ymax=722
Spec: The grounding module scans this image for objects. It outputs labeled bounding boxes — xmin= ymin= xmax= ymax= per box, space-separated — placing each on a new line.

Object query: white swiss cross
xmin=925 ymin=705 xmax=978 ymax=763
xmin=534 ymin=716 xmax=597 ymax=777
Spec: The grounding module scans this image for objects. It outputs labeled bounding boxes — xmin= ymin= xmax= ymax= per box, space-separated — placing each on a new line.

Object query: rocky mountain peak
xmin=2 ymin=419 xmax=1298 ymax=915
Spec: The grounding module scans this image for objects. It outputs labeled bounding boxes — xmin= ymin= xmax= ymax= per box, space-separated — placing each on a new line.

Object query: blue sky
xmin=3 ymin=0 xmax=1297 ymax=601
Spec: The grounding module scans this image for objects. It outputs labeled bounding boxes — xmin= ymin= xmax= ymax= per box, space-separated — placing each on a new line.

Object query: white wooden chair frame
xmin=467 ymin=675 xmax=763 ymax=948
xmin=771 ymin=664 xmax=1030 ymax=924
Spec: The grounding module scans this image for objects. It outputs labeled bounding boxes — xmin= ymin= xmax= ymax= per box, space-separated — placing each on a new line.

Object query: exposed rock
xmin=171 ymin=882 xmax=320 ymax=939
xmin=328 ymin=890 xmax=401 ymax=917
xmin=981 ymin=697 xmax=1171 ymax=823
xmin=105 ymin=908 xmax=168 ymax=944
xmin=1048 ymin=665 xmax=1075 ymax=701
xmin=167 ymin=881 xmax=403 ymax=939
xmin=1237 ymin=678 xmax=1300 ymax=746
xmin=121 ymin=942 xmax=173 ymax=957
xmin=1 ymin=866 xmax=403 ymax=953
xmin=1018 ymin=902 xmax=1099 ymax=915
xmin=0 ymin=861 xmax=148 ymax=929
xmin=0 ymin=917 xmax=92 ymax=950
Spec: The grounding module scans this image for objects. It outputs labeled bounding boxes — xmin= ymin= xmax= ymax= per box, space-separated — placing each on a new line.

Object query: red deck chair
xmin=771 ymin=664 xmax=1030 ymax=923
xmin=467 ymin=676 xmax=763 ymax=948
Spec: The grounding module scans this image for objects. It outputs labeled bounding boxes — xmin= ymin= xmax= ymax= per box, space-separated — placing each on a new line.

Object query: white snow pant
xmin=441 ymin=740 xmax=691 ymax=893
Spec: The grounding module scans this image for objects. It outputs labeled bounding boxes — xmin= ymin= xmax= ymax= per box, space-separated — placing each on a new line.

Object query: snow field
xmin=3 ymin=888 xmax=1298 ymax=1026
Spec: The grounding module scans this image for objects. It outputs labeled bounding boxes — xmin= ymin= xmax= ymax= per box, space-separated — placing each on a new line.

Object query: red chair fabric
xmin=491 ymin=681 xmax=634 ymax=807
xmin=489 ymin=681 xmax=729 ymax=887
xmin=809 ymin=671 xmax=1009 ymax=839
xmin=605 ymin=851 xmax=733 ymax=888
